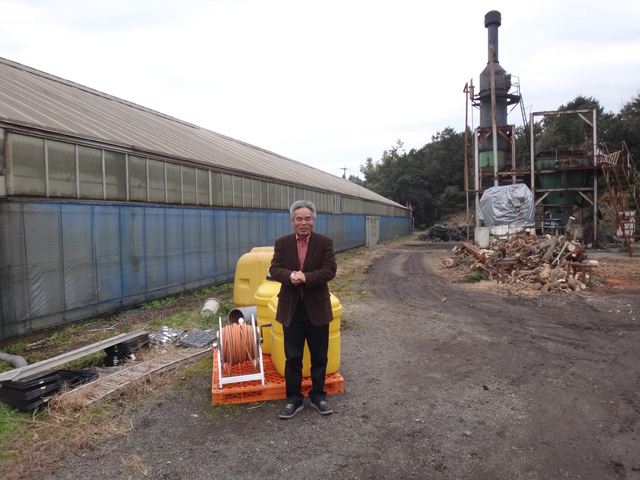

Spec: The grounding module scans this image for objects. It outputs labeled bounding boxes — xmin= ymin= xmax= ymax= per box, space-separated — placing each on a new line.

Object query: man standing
xmin=270 ymin=200 xmax=337 ymax=419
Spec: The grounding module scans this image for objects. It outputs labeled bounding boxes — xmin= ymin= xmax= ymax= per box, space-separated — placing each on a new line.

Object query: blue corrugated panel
xmin=61 ymin=204 xmax=96 ymax=310
xmin=120 ymin=207 xmax=147 ymax=296
xmin=0 ymin=200 xmax=411 ymax=340
xmin=94 ymin=205 xmax=123 ymax=302
xmin=146 ymin=208 xmax=168 ymax=291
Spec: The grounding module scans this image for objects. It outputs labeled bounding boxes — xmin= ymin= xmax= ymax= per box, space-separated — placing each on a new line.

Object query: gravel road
xmin=43 ymin=242 xmax=640 ymax=480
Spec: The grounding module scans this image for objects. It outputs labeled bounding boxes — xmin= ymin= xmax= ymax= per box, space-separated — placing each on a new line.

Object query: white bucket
xmin=201 ymin=298 xmax=221 ymax=315
xmin=475 ymin=227 xmax=490 ymax=247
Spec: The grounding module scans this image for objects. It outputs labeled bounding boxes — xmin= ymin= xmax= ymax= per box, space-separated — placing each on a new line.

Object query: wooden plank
xmin=61 ymin=347 xmax=211 ymax=407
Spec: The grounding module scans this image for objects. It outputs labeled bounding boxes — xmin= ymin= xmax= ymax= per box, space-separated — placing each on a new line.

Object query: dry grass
xmin=1 ymin=402 xmax=134 ymax=480
xmin=121 ymin=453 xmax=151 ymax=476
xmin=0 ymin=344 xmax=203 ymax=480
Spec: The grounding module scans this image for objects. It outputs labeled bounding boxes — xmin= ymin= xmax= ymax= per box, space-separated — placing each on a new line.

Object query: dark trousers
xmin=283 ymin=299 xmax=329 ymax=404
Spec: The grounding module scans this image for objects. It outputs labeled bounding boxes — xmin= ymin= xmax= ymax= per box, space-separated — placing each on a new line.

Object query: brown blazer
xmin=269 ymin=232 xmax=337 ymax=327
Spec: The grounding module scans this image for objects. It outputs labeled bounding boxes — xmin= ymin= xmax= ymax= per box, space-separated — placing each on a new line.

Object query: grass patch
xmin=464 ymin=269 xmax=489 ymax=283
xmin=1 ymin=340 xmax=27 ymax=354
xmin=194 ymin=282 xmax=233 ymax=296
xmin=23 ymin=351 xmax=46 ymax=365
xmin=59 ymin=351 xmax=107 ymax=370
xmin=0 ymin=404 xmax=20 ymax=445
xmin=143 ymin=297 xmax=176 ymax=310
xmin=179 ymin=355 xmax=212 ymax=381
xmin=199 ymin=403 xmax=243 ymax=420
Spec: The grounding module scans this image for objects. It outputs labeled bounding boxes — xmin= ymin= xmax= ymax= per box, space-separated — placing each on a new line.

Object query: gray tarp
xmin=477 ymin=184 xmax=535 ymax=227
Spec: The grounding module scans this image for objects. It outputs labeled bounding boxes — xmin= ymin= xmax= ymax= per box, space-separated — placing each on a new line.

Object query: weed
xmin=47 ymin=323 xmax=86 ymax=346
xmin=464 ymin=269 xmax=489 ymax=283
xmin=143 ymin=297 xmax=176 ymax=310
xmin=195 ymin=314 xmax=220 ymax=330
xmin=148 ymin=311 xmax=196 ymax=330
xmin=0 ymin=340 xmax=27 ymax=354
xmin=59 ymin=351 xmax=106 ymax=370
xmin=216 ymin=299 xmax=234 ymax=318
xmin=0 ymin=403 xmax=19 ymax=444
xmin=180 ymin=356 xmax=212 ymax=380
xmin=194 ymin=282 xmax=233 ymax=296
xmin=24 ymin=351 xmax=45 ymax=364
xmin=0 ymin=360 xmax=11 ymax=373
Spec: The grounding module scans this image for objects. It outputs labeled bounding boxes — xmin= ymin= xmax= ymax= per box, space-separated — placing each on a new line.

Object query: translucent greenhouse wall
xmin=0 ymin=199 xmax=411 ymax=340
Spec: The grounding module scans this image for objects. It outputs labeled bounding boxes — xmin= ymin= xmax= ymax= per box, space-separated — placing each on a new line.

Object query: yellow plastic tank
xmin=269 ymin=293 xmax=342 ymax=377
xmin=254 ymin=276 xmax=281 ymax=354
xmin=233 ymin=247 xmax=274 ymax=307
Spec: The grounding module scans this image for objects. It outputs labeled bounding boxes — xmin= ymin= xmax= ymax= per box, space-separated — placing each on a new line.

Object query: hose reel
xmin=216 ymin=315 xmax=265 ymax=388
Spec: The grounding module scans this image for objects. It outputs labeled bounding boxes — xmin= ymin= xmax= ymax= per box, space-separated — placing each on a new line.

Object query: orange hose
xmin=221 ymin=323 xmax=257 ymax=370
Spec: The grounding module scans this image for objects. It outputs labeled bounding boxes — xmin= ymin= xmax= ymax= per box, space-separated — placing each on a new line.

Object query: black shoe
xmin=311 ymin=399 xmax=333 ymax=415
xmin=279 ymin=402 xmax=304 ymax=419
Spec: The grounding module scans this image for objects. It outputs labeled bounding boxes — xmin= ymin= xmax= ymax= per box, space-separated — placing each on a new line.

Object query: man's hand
xmin=290 ymin=271 xmax=306 ymax=285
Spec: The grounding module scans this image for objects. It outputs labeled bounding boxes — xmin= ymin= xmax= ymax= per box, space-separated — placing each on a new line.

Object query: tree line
xmin=358 ymin=94 xmax=640 ymax=228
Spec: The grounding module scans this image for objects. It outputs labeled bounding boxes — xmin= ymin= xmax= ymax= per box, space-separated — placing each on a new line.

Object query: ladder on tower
xmin=599 ymin=142 xmax=639 ymax=256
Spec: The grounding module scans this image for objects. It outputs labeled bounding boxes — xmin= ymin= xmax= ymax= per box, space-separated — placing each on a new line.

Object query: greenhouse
xmin=0 ymin=57 xmax=411 ymax=340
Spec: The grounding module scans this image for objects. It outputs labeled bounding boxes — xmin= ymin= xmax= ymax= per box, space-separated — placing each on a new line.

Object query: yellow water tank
xmin=254 ymin=276 xmax=281 ymax=354
xmin=233 ymin=247 xmax=274 ymax=307
xmin=269 ymin=293 xmax=342 ymax=377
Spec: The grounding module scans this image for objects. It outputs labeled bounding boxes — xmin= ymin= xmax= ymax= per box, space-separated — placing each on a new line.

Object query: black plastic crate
xmin=0 ymin=369 xmax=98 ymax=411
xmin=0 ymin=394 xmax=54 ymax=411
xmin=0 ymin=371 xmax=60 ymax=400
xmin=0 ymin=370 xmax=62 ymax=410
xmin=57 ymin=369 xmax=98 ymax=389
xmin=104 ymin=336 xmax=149 ymax=366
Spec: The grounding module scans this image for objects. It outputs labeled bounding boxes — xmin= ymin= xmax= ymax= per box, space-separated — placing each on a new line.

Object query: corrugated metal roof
xmin=0 ymin=57 xmax=403 ymax=208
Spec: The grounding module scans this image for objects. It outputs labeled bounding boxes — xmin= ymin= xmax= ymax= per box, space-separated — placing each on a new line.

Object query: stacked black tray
xmin=0 ymin=369 xmax=98 ymax=411
xmin=103 ymin=334 xmax=150 ymax=366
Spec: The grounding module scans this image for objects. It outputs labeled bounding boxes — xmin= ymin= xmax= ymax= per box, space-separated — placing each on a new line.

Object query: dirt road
xmin=45 ymin=242 xmax=640 ymax=480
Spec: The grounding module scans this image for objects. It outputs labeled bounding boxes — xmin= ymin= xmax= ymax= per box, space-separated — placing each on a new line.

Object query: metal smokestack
xmin=485 ymin=10 xmax=501 ymax=63
xmin=478 ymin=10 xmax=510 ymax=147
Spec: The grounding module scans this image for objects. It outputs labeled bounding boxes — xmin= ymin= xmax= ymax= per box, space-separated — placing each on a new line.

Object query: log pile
xmin=453 ymin=227 xmax=598 ymax=292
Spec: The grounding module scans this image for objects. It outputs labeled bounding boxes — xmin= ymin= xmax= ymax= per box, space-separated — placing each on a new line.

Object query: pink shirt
xmin=296 ymin=233 xmax=310 ymax=270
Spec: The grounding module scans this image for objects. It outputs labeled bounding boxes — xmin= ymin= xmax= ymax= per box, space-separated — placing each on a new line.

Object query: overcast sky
xmin=1 ymin=0 xmax=639 ymax=178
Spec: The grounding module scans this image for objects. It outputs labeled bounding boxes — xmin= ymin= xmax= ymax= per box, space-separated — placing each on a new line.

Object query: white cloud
xmin=1 ymin=0 xmax=639 ymax=176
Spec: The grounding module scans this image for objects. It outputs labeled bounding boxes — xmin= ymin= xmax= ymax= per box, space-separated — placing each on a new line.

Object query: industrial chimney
xmin=476 ymin=10 xmax=520 ymax=174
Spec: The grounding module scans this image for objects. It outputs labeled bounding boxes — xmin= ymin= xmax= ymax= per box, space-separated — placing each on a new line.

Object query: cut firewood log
xmin=442 ymin=258 xmax=457 ymax=268
xmin=570 ymin=244 xmax=586 ymax=263
xmin=460 ymin=241 xmax=486 ymax=261
xmin=539 ymin=265 xmax=551 ymax=279
xmin=565 ymin=216 xmax=577 ymax=241
xmin=566 ymin=276 xmax=580 ymax=291
xmin=541 ymin=280 xmax=560 ymax=292
xmin=530 ymin=237 xmax=558 ymax=263
xmin=515 ymin=269 xmax=536 ymax=279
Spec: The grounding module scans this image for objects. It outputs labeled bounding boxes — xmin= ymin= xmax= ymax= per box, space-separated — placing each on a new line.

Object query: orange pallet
xmin=211 ymin=350 xmax=344 ymax=405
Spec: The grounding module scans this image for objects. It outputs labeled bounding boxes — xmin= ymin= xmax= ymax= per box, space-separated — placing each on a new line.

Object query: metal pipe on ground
xmin=227 ymin=306 xmax=258 ymax=324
